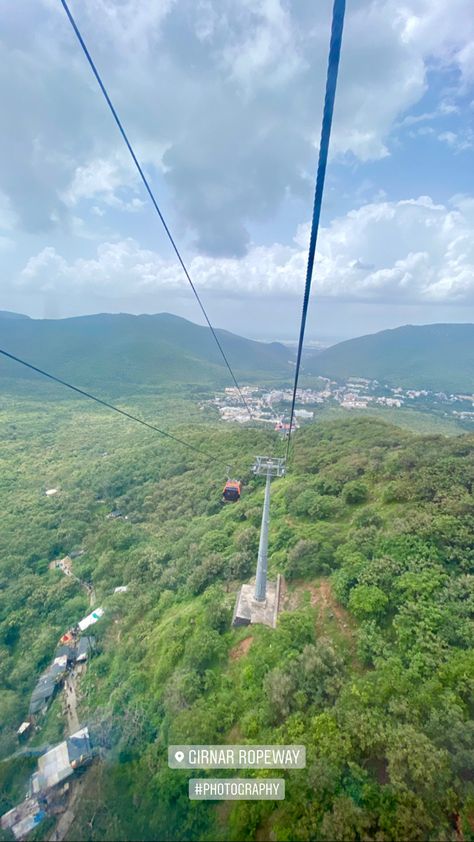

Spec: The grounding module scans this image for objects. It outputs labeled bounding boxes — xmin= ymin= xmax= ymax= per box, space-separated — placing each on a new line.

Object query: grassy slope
xmin=1 ymin=394 xmax=473 ymax=841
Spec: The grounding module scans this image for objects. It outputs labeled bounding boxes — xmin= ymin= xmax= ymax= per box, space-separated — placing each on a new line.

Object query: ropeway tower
xmin=232 ymin=456 xmax=285 ymax=628
xmin=253 ymin=456 xmax=286 ymax=602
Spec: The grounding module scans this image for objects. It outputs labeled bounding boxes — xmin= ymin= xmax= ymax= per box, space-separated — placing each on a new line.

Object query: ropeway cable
xmin=58 ymin=0 xmax=253 ymax=421
xmin=286 ymin=0 xmax=346 ymax=461
xmin=0 ymin=347 xmax=222 ymax=463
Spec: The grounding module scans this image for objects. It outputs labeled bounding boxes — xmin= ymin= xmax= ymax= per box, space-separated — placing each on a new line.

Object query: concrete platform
xmin=232 ymin=575 xmax=281 ymax=629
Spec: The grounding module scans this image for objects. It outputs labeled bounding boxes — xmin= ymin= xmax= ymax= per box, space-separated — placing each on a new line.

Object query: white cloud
xmin=399 ymin=101 xmax=459 ymax=128
xmin=62 ymin=158 xmax=129 ymax=205
xmin=438 ymin=129 xmax=474 ymax=151
xmin=401 ymin=0 xmax=474 ymax=86
xmin=17 ymin=196 xmax=474 ymax=305
xmin=40 ymin=0 xmax=175 ymax=52
xmin=61 ymin=156 xmax=147 ymax=212
xmin=221 ymin=0 xmax=302 ymax=91
xmin=2 ymin=0 xmax=474 ymax=256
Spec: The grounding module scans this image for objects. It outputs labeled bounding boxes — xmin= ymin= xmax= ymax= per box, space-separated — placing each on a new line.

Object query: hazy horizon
xmin=2 ymin=305 xmax=474 ymax=349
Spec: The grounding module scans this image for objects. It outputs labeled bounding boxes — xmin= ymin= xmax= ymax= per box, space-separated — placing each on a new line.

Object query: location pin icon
xmin=175 ymin=750 xmax=184 ymax=762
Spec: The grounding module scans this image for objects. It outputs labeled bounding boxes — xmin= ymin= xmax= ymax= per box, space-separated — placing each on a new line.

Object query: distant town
xmin=209 ymin=378 xmax=474 ymax=429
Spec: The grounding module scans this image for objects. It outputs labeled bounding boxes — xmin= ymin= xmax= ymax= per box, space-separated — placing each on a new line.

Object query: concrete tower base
xmin=231 ymin=575 xmax=282 ymax=629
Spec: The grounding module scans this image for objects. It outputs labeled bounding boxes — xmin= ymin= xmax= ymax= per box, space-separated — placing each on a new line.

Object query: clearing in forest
xmin=281 ymin=576 xmax=357 ymax=653
xmin=229 ymin=635 xmax=254 ymax=660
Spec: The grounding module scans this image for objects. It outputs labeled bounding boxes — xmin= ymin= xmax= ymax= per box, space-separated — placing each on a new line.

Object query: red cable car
xmin=223 ymin=479 xmax=242 ymax=502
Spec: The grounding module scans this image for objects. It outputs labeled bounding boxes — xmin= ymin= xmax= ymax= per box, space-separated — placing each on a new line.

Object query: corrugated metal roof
xmin=29 ymin=697 xmax=46 ymax=715
xmin=76 ymin=636 xmax=94 ymax=661
xmin=36 ymin=741 xmax=72 ymax=790
xmin=67 ymin=728 xmax=91 ymax=765
xmin=55 ymin=644 xmax=75 ymax=660
xmin=30 ymin=683 xmax=54 ymax=704
xmin=31 ymin=728 xmax=92 ymax=793
xmin=1 ymin=797 xmax=45 ymax=839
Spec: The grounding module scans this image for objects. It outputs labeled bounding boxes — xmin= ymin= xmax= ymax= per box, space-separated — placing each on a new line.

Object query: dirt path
xmin=40 ymin=572 xmax=94 ymax=841
xmin=57 ymin=563 xmax=95 ymax=609
xmin=48 ymin=779 xmax=82 ymax=842
xmin=229 ymin=636 xmax=253 ymax=660
xmin=86 ymin=584 xmax=96 ymax=608
xmin=315 ymin=580 xmax=353 ymax=633
xmin=49 ymin=665 xmax=86 ymax=841
xmin=63 ymin=671 xmax=80 ymax=735
xmin=281 ymin=576 xmax=356 ymax=646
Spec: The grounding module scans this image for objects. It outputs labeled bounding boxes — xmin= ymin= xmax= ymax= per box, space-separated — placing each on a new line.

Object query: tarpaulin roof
xmin=78 ymin=607 xmax=104 ymax=632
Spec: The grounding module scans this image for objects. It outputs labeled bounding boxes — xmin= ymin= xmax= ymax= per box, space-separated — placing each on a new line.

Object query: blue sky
xmin=1 ymin=0 xmax=474 ymax=341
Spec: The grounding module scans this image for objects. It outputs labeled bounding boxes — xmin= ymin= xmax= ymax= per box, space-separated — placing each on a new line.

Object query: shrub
xmin=348 ymin=584 xmax=388 ymax=619
xmin=188 ymin=554 xmax=228 ymax=595
xmin=308 ymin=495 xmax=343 ymax=521
xmin=285 ymin=539 xmax=333 ymax=579
xmin=342 ymin=481 xmax=369 ymax=505
xmin=382 ymin=481 xmax=410 ymax=504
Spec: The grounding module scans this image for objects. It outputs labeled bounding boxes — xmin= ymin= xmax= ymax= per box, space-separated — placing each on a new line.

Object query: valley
xmin=210 ymin=378 xmax=474 ymax=433
xmin=1 ymin=385 xmax=473 ymax=841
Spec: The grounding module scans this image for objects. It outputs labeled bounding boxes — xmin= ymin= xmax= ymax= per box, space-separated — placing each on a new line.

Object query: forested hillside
xmin=0 ymin=397 xmax=473 ymax=841
xmin=306 ymin=323 xmax=474 ymax=392
xmin=0 ymin=312 xmax=291 ymax=396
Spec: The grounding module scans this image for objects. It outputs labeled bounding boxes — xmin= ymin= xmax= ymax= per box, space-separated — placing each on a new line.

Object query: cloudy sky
xmin=1 ymin=0 xmax=474 ymax=341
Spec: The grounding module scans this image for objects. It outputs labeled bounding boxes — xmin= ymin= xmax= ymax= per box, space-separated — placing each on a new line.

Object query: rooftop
xmin=1 ymin=797 xmax=46 ymax=840
xmin=31 ymin=727 xmax=92 ymax=794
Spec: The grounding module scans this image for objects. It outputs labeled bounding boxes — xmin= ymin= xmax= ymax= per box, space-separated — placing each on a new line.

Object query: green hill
xmin=0 ymin=312 xmax=292 ymax=396
xmin=0 ymin=310 xmax=31 ymax=320
xmin=305 ymin=323 xmax=474 ymax=392
xmin=1 ymin=403 xmax=473 ymax=840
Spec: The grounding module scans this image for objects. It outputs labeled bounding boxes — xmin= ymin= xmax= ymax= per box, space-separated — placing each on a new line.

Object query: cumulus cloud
xmin=401 ymin=0 xmax=474 ymax=86
xmin=61 ymin=156 xmax=146 ymax=212
xmin=17 ymin=195 xmax=474 ymax=305
xmin=438 ymin=129 xmax=474 ymax=152
xmin=1 ymin=0 xmax=473 ymax=256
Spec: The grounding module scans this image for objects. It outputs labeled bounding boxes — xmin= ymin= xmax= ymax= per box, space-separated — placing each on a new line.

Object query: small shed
xmin=50 ymin=655 xmax=68 ymax=678
xmin=76 ymin=636 xmax=95 ymax=663
xmin=67 ymin=727 xmax=92 ymax=769
xmin=29 ymin=675 xmax=56 ymax=717
xmin=31 ymin=727 xmax=92 ymax=794
xmin=29 ymin=657 xmax=67 ymax=717
xmin=55 ymin=643 xmax=76 ymax=663
xmin=17 ymin=722 xmax=31 ymax=741
xmin=32 ymin=741 xmax=72 ymax=791
xmin=1 ymin=797 xmax=45 ymax=840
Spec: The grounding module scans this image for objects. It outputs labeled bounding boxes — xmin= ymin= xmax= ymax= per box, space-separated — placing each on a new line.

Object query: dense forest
xmin=0 ymin=392 xmax=473 ymax=841
xmin=0 ymin=313 xmax=291 ymax=396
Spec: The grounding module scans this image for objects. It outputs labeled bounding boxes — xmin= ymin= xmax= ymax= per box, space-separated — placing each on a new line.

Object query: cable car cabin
xmin=275 ymin=421 xmax=297 ymax=437
xmin=223 ymin=480 xmax=242 ymax=503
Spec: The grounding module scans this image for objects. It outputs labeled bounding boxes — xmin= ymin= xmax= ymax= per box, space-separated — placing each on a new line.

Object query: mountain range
xmin=0 ymin=312 xmax=292 ymax=395
xmin=0 ymin=313 xmax=472 ymax=396
xmin=305 ymin=323 xmax=474 ymax=393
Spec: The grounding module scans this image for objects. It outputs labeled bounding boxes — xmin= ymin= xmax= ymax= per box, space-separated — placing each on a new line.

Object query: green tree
xmin=348 ymin=584 xmax=388 ymax=619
